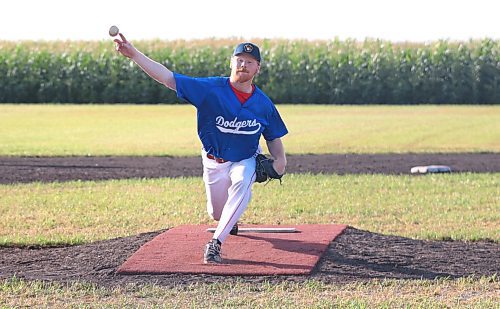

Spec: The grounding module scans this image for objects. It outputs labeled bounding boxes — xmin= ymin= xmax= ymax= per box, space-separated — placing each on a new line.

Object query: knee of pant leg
xmin=210 ymin=212 xmax=221 ymax=221
xmin=207 ymin=206 xmax=221 ymax=221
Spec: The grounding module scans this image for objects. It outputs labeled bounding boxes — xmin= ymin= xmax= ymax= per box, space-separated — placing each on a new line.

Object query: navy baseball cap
xmin=233 ymin=42 xmax=261 ymax=62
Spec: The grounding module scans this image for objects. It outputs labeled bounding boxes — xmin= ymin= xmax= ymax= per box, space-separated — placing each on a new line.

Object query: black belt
xmin=207 ymin=154 xmax=228 ymax=163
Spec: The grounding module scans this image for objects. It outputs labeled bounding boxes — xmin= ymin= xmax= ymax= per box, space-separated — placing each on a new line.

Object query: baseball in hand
xmin=109 ymin=25 xmax=119 ymax=37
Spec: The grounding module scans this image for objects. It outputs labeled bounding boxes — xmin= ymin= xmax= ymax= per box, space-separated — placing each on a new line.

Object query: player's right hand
xmin=114 ymin=33 xmax=138 ymax=59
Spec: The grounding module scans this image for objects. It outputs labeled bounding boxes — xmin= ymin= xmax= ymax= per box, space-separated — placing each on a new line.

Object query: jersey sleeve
xmin=262 ymin=104 xmax=288 ymax=141
xmin=174 ymin=73 xmax=213 ymax=108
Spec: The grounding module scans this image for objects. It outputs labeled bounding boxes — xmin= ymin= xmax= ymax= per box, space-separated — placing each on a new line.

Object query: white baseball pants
xmin=201 ymin=149 xmax=257 ymax=243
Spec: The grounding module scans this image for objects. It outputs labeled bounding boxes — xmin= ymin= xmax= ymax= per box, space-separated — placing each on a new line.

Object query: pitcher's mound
xmin=117 ymin=224 xmax=347 ymax=276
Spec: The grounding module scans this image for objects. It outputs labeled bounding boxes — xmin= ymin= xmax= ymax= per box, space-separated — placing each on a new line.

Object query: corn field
xmin=0 ymin=38 xmax=498 ymax=104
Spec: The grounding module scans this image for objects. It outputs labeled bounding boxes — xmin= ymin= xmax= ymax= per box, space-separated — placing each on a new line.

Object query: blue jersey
xmin=174 ymin=73 xmax=288 ymax=162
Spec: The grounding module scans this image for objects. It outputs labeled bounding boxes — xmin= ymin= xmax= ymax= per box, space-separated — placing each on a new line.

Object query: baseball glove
xmin=255 ymin=154 xmax=283 ymax=183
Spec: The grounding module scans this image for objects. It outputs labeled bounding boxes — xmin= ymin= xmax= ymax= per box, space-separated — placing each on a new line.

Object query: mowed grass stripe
xmin=1 ymin=276 xmax=498 ymax=308
xmin=0 ymin=104 xmax=498 ymax=156
xmin=1 ymin=173 xmax=498 ymax=246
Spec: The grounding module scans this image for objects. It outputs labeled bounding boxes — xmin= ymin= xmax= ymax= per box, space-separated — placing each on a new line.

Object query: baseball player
xmin=114 ymin=34 xmax=288 ymax=264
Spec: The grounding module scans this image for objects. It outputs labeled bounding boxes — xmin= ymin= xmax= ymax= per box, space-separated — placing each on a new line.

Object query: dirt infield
xmin=1 ymin=228 xmax=498 ymax=287
xmin=1 ymin=153 xmax=499 ymax=184
xmin=0 ymin=153 xmax=499 ymax=286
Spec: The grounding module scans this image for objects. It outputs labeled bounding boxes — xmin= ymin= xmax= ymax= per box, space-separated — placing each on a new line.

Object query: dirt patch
xmin=0 ymin=153 xmax=498 ymax=286
xmin=1 ymin=153 xmax=499 ymax=184
xmin=1 ymin=227 xmax=498 ymax=287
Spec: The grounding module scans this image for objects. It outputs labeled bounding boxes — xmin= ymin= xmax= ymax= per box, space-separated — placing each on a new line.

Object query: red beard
xmin=233 ymin=69 xmax=252 ymax=83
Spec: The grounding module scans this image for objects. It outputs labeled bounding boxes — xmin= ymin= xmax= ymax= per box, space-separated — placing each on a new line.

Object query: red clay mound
xmin=117 ymin=224 xmax=347 ymax=276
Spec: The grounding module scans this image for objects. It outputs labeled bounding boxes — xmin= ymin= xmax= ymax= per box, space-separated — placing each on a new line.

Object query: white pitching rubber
xmin=206 ymin=227 xmax=297 ymax=233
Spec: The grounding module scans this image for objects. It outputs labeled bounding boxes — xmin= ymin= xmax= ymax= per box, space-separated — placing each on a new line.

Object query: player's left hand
xmin=255 ymin=154 xmax=284 ymax=183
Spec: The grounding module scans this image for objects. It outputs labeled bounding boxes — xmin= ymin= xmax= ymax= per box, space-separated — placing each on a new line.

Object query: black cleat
xmin=204 ymin=239 xmax=222 ymax=264
xmin=229 ymin=223 xmax=239 ymax=235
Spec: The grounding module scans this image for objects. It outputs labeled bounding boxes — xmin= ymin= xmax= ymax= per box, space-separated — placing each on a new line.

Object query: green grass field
xmin=0 ymin=104 xmax=499 ymax=155
xmin=1 ymin=173 xmax=498 ymax=246
xmin=1 ymin=104 xmax=498 ymax=307
xmin=2 ymin=276 xmax=498 ymax=308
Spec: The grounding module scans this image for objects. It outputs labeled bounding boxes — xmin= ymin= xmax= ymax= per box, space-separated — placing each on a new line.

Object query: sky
xmin=1 ymin=0 xmax=499 ymax=42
